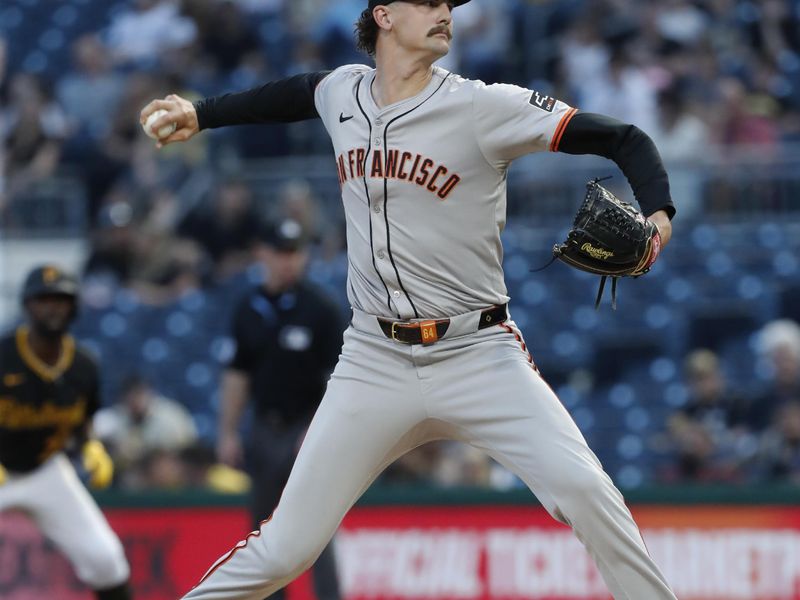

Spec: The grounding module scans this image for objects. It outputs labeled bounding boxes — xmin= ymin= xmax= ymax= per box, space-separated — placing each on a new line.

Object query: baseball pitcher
xmin=141 ymin=1 xmax=677 ymax=598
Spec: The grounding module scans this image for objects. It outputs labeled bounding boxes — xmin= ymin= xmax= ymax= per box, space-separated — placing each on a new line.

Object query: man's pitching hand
xmin=139 ymin=94 xmax=199 ymax=148
xmin=0 ymin=463 xmax=6 ymax=485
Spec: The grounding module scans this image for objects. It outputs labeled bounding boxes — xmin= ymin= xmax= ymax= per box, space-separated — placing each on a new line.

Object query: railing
xmin=91 ymin=483 xmax=800 ymax=509
xmin=4 ymin=145 xmax=800 ymax=236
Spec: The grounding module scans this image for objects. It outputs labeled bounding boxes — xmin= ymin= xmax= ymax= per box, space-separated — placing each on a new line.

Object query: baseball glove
xmin=553 ymin=178 xmax=662 ymax=309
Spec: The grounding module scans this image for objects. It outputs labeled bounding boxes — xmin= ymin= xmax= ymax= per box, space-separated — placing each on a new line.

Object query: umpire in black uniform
xmin=216 ymin=218 xmax=344 ymax=600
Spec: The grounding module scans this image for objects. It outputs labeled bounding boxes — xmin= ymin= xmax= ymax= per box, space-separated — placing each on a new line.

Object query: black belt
xmin=377 ymin=304 xmax=507 ymax=345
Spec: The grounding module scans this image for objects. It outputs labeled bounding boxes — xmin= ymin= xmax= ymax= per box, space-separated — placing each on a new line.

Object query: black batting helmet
xmin=21 ymin=265 xmax=80 ymax=304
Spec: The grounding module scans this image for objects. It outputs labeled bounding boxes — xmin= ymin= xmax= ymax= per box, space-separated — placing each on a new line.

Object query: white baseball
xmin=143 ymin=109 xmax=177 ymax=140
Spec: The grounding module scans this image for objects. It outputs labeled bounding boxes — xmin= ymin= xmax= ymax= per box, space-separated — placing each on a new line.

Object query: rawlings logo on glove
xmin=553 ymin=178 xmax=661 ymax=308
xmin=580 ymin=243 xmax=615 ymax=260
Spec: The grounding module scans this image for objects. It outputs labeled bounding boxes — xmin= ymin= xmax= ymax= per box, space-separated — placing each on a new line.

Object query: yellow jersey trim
xmin=15 ymin=326 xmax=76 ymax=382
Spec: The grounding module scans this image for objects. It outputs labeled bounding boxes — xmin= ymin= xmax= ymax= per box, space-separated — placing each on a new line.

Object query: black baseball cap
xmin=21 ymin=265 xmax=80 ymax=302
xmin=259 ymin=218 xmax=309 ymax=252
xmin=367 ymin=0 xmax=470 ymax=8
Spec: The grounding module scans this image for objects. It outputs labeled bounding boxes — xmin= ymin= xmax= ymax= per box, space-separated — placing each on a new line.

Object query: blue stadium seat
xmin=165 ymin=311 xmax=194 ymax=338
xmin=661 ymin=382 xmax=689 ymax=408
xmin=0 ymin=6 xmax=24 ymax=31
xmin=615 ymin=464 xmax=646 ymax=489
xmin=570 ymin=406 xmax=595 ymax=433
xmin=141 ymin=337 xmax=171 ymax=363
xmin=193 ymin=413 xmax=216 ymax=442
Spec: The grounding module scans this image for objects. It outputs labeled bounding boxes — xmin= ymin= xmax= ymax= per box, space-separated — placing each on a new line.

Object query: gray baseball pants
xmin=183 ymin=309 xmax=676 ymax=600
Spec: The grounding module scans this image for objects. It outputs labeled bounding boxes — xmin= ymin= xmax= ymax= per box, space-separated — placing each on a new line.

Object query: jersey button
xmin=377 ymin=250 xmax=385 ymax=259
xmin=392 ymin=290 xmax=401 ymax=298
xmin=374 ymin=138 xmax=381 ymax=146
xmin=373 ymin=204 xmax=381 ymax=213
xmin=375 ymin=119 xmax=382 ymax=126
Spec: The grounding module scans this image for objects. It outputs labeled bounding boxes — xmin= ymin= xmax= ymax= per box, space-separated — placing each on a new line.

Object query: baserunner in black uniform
xmin=0 ymin=265 xmax=133 ymax=600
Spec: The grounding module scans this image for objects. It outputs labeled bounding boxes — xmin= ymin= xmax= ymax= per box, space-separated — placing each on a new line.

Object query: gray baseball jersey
xmin=315 ymin=65 xmax=576 ymax=319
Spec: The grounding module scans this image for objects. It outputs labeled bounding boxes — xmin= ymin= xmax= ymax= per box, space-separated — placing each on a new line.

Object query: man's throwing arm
xmin=194 ymin=71 xmax=332 ymax=130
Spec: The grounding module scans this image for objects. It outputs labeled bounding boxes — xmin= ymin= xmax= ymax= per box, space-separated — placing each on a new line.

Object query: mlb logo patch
xmin=529 ymin=90 xmax=556 ymax=112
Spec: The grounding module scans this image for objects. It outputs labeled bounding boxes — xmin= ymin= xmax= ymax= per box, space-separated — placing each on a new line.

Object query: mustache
xmin=428 ymin=26 xmax=452 ymax=39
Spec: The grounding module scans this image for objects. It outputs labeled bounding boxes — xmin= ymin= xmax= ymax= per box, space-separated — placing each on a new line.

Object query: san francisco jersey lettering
xmin=336 ymin=147 xmax=462 ymax=200
xmin=315 ymin=65 xmax=575 ymax=320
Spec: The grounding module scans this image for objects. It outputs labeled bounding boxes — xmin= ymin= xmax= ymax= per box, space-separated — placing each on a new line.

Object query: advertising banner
xmin=338 ymin=505 xmax=800 ymax=600
xmin=3 ymin=503 xmax=800 ymax=599
xmin=0 ymin=507 xmax=251 ymax=600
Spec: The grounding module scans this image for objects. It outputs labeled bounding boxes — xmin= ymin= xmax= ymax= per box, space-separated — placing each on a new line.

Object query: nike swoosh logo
xmin=339 ymin=113 xmax=354 ymax=123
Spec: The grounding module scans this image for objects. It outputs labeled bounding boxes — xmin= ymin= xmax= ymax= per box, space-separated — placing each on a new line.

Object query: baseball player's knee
xmin=74 ymin=540 xmax=130 ymax=589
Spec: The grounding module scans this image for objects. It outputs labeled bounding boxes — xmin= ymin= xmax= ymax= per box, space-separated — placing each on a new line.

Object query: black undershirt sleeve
xmin=194 ymin=71 xmax=331 ymax=130
xmin=557 ymin=112 xmax=676 ymax=219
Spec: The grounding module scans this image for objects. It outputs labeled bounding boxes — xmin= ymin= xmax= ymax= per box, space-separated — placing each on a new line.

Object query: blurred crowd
xmin=2 ymin=0 xmax=800 ymax=492
xmin=3 ymin=0 xmax=800 ymax=224
xmin=654 ymin=318 xmax=800 ymax=484
xmin=92 ymin=374 xmax=249 ymax=492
